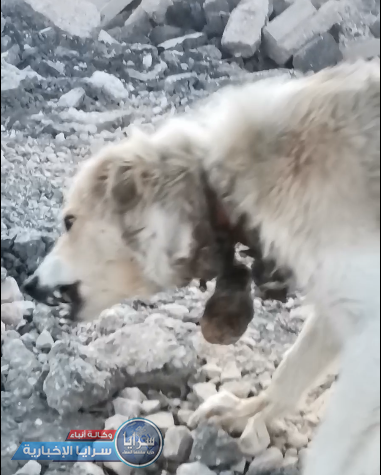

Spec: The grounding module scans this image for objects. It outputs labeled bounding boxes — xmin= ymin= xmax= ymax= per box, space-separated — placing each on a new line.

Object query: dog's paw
xmin=188 ymin=391 xmax=271 ymax=437
xmin=188 ymin=391 xmax=241 ymax=429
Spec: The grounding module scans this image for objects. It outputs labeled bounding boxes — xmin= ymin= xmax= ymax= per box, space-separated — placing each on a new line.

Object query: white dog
xmin=25 ymin=60 xmax=380 ymax=475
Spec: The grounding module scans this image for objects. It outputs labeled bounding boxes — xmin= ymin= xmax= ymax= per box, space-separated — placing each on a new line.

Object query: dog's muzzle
xmin=23 ymin=277 xmax=83 ymax=319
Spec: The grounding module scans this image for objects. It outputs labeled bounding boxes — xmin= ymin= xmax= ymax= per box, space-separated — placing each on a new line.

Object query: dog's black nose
xmin=23 ymin=275 xmax=39 ymax=297
xmin=23 ymin=275 xmax=51 ymax=304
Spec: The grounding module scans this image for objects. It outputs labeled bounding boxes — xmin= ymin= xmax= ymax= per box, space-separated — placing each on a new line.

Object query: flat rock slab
xmin=23 ymin=0 xmax=101 ymax=37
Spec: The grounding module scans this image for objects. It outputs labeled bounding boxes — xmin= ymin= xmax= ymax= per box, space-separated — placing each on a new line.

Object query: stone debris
xmin=147 ymin=412 xmax=175 ymax=434
xmin=293 ymin=33 xmax=343 ymax=72
xmin=222 ymin=0 xmax=273 ymax=58
xmin=163 ymin=425 xmax=194 ymax=462
xmin=85 ymin=71 xmax=130 ymax=102
xmin=112 ymin=397 xmax=142 ymax=418
xmin=247 ymin=447 xmax=284 ymax=474
xmin=193 ymin=382 xmax=218 ymax=402
xmin=341 ymin=37 xmax=381 ymax=60
xmin=35 ymin=329 xmax=54 ymax=351
xmin=1 ymin=0 xmax=378 ymax=473
xmin=57 ymin=87 xmax=86 ymax=108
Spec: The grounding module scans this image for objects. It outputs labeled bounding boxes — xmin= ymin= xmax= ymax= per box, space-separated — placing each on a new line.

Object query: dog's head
xmin=24 ymin=125 xmax=222 ymax=321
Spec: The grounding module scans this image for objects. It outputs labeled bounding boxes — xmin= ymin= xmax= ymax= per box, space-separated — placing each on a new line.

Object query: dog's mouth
xmin=24 ymin=279 xmax=84 ymax=320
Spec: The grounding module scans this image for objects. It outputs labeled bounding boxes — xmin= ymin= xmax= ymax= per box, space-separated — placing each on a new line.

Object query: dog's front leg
xmin=189 ymin=306 xmax=342 ymax=433
xmin=304 ymin=317 xmax=380 ymax=475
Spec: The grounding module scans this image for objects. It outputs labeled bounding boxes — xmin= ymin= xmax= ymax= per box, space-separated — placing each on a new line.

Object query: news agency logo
xmin=115 ymin=418 xmax=163 ymax=468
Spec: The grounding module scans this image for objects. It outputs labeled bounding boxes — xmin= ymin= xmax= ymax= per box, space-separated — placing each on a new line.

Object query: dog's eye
xmin=64 ymin=215 xmax=76 ymax=232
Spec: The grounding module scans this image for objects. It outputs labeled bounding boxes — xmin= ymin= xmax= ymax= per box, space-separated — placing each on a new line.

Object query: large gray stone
xmin=189 ymin=423 xmax=242 ymax=469
xmin=163 ymin=426 xmax=194 ymax=463
xmin=293 ymin=33 xmax=342 ymax=72
xmin=204 ymin=0 xmax=230 ymax=37
xmin=141 ymin=0 xmax=173 ymax=24
xmin=96 ymin=0 xmax=135 ymax=25
xmin=263 ymin=0 xmax=317 ymax=64
xmin=341 ymin=38 xmax=381 ymax=61
xmin=265 ymin=0 xmax=347 ymax=65
xmin=43 ymin=318 xmax=198 ymax=414
xmin=221 ymin=0 xmax=273 ymax=58
xmin=23 ymin=0 xmax=100 ymax=37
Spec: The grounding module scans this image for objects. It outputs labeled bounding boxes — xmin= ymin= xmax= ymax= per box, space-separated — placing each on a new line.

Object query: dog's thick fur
xmin=25 ymin=60 xmax=380 ymax=475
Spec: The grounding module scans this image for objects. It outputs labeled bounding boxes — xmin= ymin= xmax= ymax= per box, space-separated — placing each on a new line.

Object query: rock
xmin=176 ymin=462 xmax=216 ymax=475
xmin=190 ymin=423 xmax=242 ymax=469
xmin=293 ymin=33 xmax=342 ymax=72
xmin=371 ymin=14 xmax=380 ymax=38
xmin=159 ymin=32 xmax=208 ymax=50
xmin=123 ymin=6 xmax=152 ymax=37
xmin=57 ymin=88 xmax=86 ymax=108
xmin=22 ymin=0 xmax=100 ymax=37
xmin=239 ymin=413 xmax=271 ymax=457
xmin=166 ymin=0 xmax=206 ymax=31
xmin=263 ymin=0 xmax=317 ymax=64
xmin=141 ymin=399 xmax=162 ymax=415
xmin=221 ymin=0 xmax=273 ymax=58
xmin=105 ymin=414 xmax=129 ymax=430
xmin=59 ymin=108 xmax=132 ymax=132
xmin=15 ymin=460 xmax=42 ymax=475
xmin=203 ymin=0 xmax=230 ymax=37
xmin=247 ymin=447 xmax=284 ymax=474
xmin=119 ymin=387 xmax=147 ymax=403
xmin=141 ymin=0 xmax=174 ymax=24
xmin=163 ymin=426 xmax=194 ymax=462
xmin=112 ymin=398 xmax=142 ymax=418
xmin=201 ymin=363 xmax=222 ymax=380
xmin=36 ymin=330 xmax=54 ymax=352
xmin=85 ymin=71 xmax=129 ymax=102
xmin=341 ymin=38 xmax=381 ymax=61
xmin=164 ymin=72 xmax=198 ymax=93
xmin=150 ymin=25 xmax=184 ymax=45
xmin=43 ymin=320 xmax=197 ymax=415
xmin=98 ymin=29 xmax=119 ymax=44
xmin=147 ymin=412 xmax=175 ymax=434
xmin=98 ymin=0 xmax=135 ymax=25
xmin=273 ymin=0 xmax=295 ymax=17
xmin=1 ymin=276 xmax=23 ymax=303
xmin=193 ymin=382 xmax=218 ymax=402
xmin=126 ymin=61 xmax=168 ymax=82
xmin=219 ymin=380 xmax=252 ymax=398
xmin=70 ymin=462 xmax=105 ymax=475
xmin=220 ymin=362 xmax=241 ymax=383
xmin=161 ymin=303 xmax=190 ymax=319
xmin=1 ymin=303 xmax=24 ymax=327
xmin=177 ymin=408 xmax=194 ymax=426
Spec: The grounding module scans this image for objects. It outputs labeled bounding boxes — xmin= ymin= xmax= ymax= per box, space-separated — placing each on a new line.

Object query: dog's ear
xmin=106 ymin=130 xmax=162 ymax=210
xmin=108 ymin=157 xmax=160 ymax=211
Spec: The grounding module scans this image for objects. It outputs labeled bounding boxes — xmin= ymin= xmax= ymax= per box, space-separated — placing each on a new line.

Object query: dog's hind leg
xmin=303 ymin=315 xmax=380 ymax=475
xmin=189 ymin=306 xmax=342 ymax=434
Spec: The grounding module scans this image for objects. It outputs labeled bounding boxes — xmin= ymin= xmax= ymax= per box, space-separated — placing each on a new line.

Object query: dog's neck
xmin=201 ymin=170 xmax=250 ymax=250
